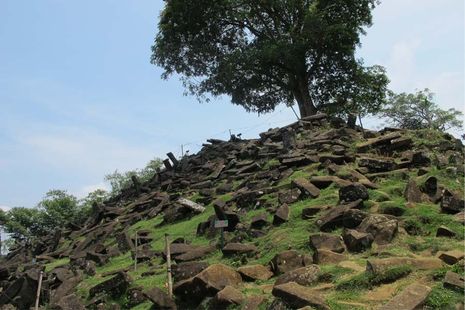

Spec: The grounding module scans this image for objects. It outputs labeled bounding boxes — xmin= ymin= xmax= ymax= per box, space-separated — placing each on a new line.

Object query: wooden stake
xmin=165 ymin=234 xmax=173 ymax=298
xmin=34 ymin=270 xmax=43 ymax=310
xmin=134 ymin=231 xmax=138 ymax=271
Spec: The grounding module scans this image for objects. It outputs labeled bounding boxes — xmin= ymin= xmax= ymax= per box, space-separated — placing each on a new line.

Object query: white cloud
xmin=75 ymin=182 xmax=110 ymax=199
xmin=386 ymin=39 xmax=422 ymax=91
xmin=0 ymin=205 xmax=11 ymax=212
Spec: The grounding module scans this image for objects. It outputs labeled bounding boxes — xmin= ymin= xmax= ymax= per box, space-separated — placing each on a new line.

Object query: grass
xmin=424 ymin=284 xmax=464 ymax=309
xmin=44 ymin=257 xmax=70 ymax=272
xmin=336 ymin=265 xmax=412 ymax=291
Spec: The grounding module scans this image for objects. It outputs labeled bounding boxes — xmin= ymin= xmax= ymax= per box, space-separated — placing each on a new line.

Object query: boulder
xmin=316 ymin=199 xmax=363 ymax=231
xmin=126 ymin=287 xmax=146 ymax=308
xmin=274 ymin=265 xmax=320 ymax=286
xmin=404 ymin=179 xmax=424 ymax=203
xmin=436 ymin=226 xmax=456 ymax=238
xmin=379 ymin=283 xmax=431 ymax=310
xmin=339 ymin=183 xmax=369 ymax=203
xmin=89 ymin=272 xmax=131 ymax=298
xmin=313 ymin=249 xmax=345 ymax=264
xmin=144 ymin=287 xmax=176 ymax=310
xmin=237 ymin=265 xmax=273 ymax=282
xmin=222 ymin=243 xmax=257 ymax=257
xmin=211 ymin=286 xmax=244 ymax=308
xmin=54 ymin=294 xmax=85 ymax=310
xmin=273 ymin=204 xmax=290 ymax=225
xmin=272 ymin=282 xmax=329 ymax=310
xmin=342 ymin=229 xmax=374 ymax=253
xmin=301 ymin=207 xmax=324 ymax=219
xmin=175 ymin=245 xmax=216 ymax=262
xmin=342 ymin=209 xmax=368 ymax=228
xmin=441 ymin=189 xmax=465 ymax=214
xmin=292 ymin=178 xmax=320 ymax=198
xmin=173 ymin=264 xmax=242 ymax=302
xmin=358 ymin=157 xmax=396 ymax=173
xmin=278 ymin=188 xmax=302 ymax=204
xmin=438 ymin=250 xmax=465 ymax=265
xmin=269 ymin=250 xmax=309 ymax=274
xmin=366 ymin=257 xmax=443 ymax=275
xmin=172 ymin=262 xmax=209 ymax=282
xmin=242 ymin=295 xmax=265 ymax=310
xmin=443 ymin=271 xmax=464 ymax=291
xmin=357 ymin=214 xmax=398 ymax=245
xmin=250 ymin=213 xmax=269 ymax=229
xmin=309 ymin=233 xmax=345 ymax=253
xmin=310 ymin=176 xmax=351 ymax=189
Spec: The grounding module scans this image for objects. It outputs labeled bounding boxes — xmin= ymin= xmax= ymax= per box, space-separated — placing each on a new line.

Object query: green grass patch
xmin=424 ymin=284 xmax=464 ymax=309
xmin=44 ymin=257 xmax=70 ymax=272
xmin=336 ymin=266 xmax=412 ymax=291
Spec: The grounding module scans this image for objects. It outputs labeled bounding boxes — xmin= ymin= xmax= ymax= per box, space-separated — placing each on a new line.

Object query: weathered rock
xmin=342 ymin=229 xmax=374 ymax=253
xmin=438 ymin=250 xmax=465 ymax=265
xmin=436 ymin=225 xmax=456 ymax=238
xmin=89 ymin=272 xmax=131 ymax=298
xmin=441 ymin=189 xmax=465 ymax=214
xmin=172 ymin=261 xmax=209 ymax=282
xmin=301 ymin=207 xmax=324 ymax=219
xmin=356 ymin=132 xmax=403 ymax=152
xmin=274 ymin=265 xmax=320 ymax=286
xmin=273 ymin=204 xmax=290 ymax=225
xmin=379 ymin=283 xmax=431 ymax=310
xmin=278 ymin=188 xmax=302 ymax=204
xmin=222 ymin=243 xmax=257 ymax=257
xmin=173 ymin=264 xmax=242 ymax=301
xmin=115 ymin=231 xmax=135 ymax=253
xmin=316 ymin=199 xmax=363 ymax=231
xmin=292 ymin=178 xmax=320 ymax=198
xmin=237 ymin=265 xmax=273 ymax=281
xmin=242 ymin=295 xmax=265 ymax=310
xmin=312 ymin=249 xmax=345 ymax=264
xmin=54 ymin=294 xmax=85 ymax=310
xmin=310 ymin=176 xmax=351 ymax=189
xmin=404 ymin=179 xmax=424 ymax=203
xmin=211 ymin=286 xmax=244 ymax=308
xmin=358 ymin=156 xmax=396 ymax=173
xmin=250 ymin=213 xmax=269 ymax=229
xmin=366 ymin=257 xmax=443 ymax=275
xmin=422 ymin=176 xmax=439 ymax=198
xmin=411 ymin=151 xmax=431 ymax=167
xmin=144 ymin=287 xmax=177 ymax=310
xmin=269 ymin=250 xmax=309 ymax=274
xmin=51 ymin=276 xmax=82 ymax=305
xmin=339 ymin=183 xmax=369 ymax=203
xmin=309 ymin=233 xmax=345 ymax=253
xmin=357 ymin=214 xmax=398 ymax=245
xmin=443 ymin=271 xmax=464 ymax=291
xmin=272 ymin=282 xmax=329 ymax=310
xmin=342 ymin=209 xmax=368 ymax=228
xmin=127 ymin=287 xmax=146 ymax=308
xmin=175 ymin=245 xmax=215 ymax=262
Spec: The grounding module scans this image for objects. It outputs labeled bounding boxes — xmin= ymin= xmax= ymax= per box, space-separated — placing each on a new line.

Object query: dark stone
xmin=436 ymin=226 xmax=456 ymax=238
xmin=342 ymin=209 xmax=368 ymax=228
xmin=443 ymin=271 xmax=464 ymax=291
xmin=273 ymin=204 xmax=290 ymax=225
xmin=53 ymin=294 xmax=85 ymax=310
xmin=172 ymin=262 xmax=209 ymax=282
xmin=441 ymin=189 xmax=465 ymax=214
xmin=404 ymin=179 xmax=424 ymax=203
xmin=272 ymin=282 xmax=329 ymax=310
xmin=316 ymin=199 xmax=363 ymax=231
xmin=309 ymin=233 xmax=345 ymax=253
xmin=292 ymin=178 xmax=320 ymax=198
xmin=269 ymin=251 xmax=308 ymax=275
xmin=250 ymin=213 xmax=269 ymax=229
xmin=301 ymin=207 xmax=323 ymax=219
xmin=342 ymin=229 xmax=374 ymax=253
xmin=339 ymin=183 xmax=369 ymax=203
xmin=274 ymin=265 xmax=320 ymax=286
xmin=237 ymin=265 xmax=273 ymax=282
xmin=222 ymin=243 xmax=257 ymax=257
xmin=89 ymin=272 xmax=131 ymax=298
xmin=144 ymin=287 xmax=177 ymax=310
xmin=278 ymin=188 xmax=302 ymax=205
xmin=211 ymin=286 xmax=244 ymax=309
xmin=358 ymin=214 xmax=398 ymax=245
xmin=358 ymin=157 xmax=396 ymax=173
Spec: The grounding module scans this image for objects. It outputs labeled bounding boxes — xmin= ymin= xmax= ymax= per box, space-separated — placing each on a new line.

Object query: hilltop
xmin=0 ymin=114 xmax=464 ymax=310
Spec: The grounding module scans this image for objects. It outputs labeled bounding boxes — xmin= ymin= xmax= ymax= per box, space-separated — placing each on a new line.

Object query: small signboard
xmin=214 ymin=220 xmax=229 ymax=228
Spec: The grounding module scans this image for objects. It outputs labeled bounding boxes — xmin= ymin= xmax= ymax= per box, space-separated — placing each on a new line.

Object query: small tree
xmin=382 ymin=89 xmax=463 ymax=131
xmin=3 ymin=207 xmax=44 ymax=240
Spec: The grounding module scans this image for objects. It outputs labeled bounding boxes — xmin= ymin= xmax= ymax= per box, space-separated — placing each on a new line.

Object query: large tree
xmin=152 ymin=0 xmax=382 ymax=118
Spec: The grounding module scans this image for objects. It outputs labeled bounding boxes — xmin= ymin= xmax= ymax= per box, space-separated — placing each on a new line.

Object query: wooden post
xmin=134 ymin=231 xmax=138 ymax=271
xmin=34 ymin=270 xmax=43 ymax=310
xmin=165 ymin=234 xmax=173 ymax=299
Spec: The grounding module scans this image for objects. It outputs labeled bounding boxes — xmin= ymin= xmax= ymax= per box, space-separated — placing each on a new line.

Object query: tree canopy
xmin=382 ymin=89 xmax=463 ymax=131
xmin=152 ymin=0 xmax=384 ymax=118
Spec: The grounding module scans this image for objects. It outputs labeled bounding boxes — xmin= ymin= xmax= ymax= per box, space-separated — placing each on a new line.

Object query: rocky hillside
xmin=0 ymin=114 xmax=464 ymax=310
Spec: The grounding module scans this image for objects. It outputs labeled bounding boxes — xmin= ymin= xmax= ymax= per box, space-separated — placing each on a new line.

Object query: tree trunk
xmin=347 ymin=113 xmax=357 ymax=129
xmin=294 ymin=78 xmax=317 ymax=118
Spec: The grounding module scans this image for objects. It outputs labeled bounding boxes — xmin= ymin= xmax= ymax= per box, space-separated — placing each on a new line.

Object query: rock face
xmin=273 ymin=204 xmax=290 ymax=225
xmin=269 ymin=250 xmax=310 ymax=275
xmin=357 ymin=214 xmax=398 ymax=245
xmin=143 ymin=287 xmax=176 ymax=310
xmin=89 ymin=272 xmax=131 ymax=298
xmin=342 ymin=229 xmax=374 ymax=252
xmin=211 ymin=286 xmax=244 ymax=308
xmin=309 ymin=233 xmax=345 ymax=253
xmin=274 ymin=265 xmax=320 ymax=286
xmin=379 ymin=283 xmax=431 ymax=310
xmin=172 ymin=261 xmax=209 ymax=282
xmin=237 ymin=265 xmax=273 ymax=281
xmin=339 ymin=183 xmax=369 ymax=203
xmin=272 ymin=282 xmax=329 ymax=310
xmin=173 ymin=264 xmax=242 ymax=302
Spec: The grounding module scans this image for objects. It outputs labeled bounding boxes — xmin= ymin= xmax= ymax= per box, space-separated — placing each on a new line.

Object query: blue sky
xmin=0 ymin=0 xmax=463 ymax=210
